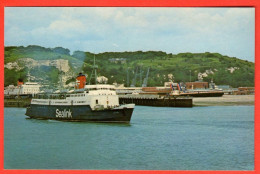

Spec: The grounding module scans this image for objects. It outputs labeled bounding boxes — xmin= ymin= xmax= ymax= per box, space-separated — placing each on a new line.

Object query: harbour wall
xmin=119 ymin=95 xmax=193 ymax=107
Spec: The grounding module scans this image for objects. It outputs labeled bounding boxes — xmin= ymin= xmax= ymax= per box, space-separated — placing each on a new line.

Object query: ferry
xmin=25 ymin=71 xmax=135 ymax=122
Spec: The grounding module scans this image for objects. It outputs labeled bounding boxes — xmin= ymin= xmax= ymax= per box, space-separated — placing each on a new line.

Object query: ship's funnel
xmin=75 ymin=73 xmax=87 ymax=89
xmin=17 ymin=78 xmax=24 ymax=86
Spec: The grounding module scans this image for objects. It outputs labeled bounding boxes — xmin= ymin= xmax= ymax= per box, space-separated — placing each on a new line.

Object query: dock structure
xmin=119 ymin=94 xmax=193 ymax=107
xmin=4 ymin=98 xmax=31 ymax=107
xmin=179 ymin=91 xmax=224 ymax=97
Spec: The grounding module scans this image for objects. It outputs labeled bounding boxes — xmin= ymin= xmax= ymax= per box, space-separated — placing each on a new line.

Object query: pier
xmin=119 ymin=94 xmax=193 ymax=107
xmin=4 ymin=98 xmax=31 ymax=107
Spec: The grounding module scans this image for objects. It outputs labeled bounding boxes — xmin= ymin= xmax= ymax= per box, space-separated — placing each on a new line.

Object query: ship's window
xmin=96 ymin=100 xmax=98 ymax=104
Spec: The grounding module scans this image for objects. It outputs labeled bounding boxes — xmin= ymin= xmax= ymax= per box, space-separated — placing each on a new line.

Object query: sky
xmin=4 ymin=7 xmax=255 ymax=62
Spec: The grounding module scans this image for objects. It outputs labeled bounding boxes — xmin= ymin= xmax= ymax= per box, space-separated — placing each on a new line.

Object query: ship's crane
xmin=139 ymin=66 xmax=143 ymax=86
xmin=142 ymin=67 xmax=150 ymax=87
xmin=130 ymin=67 xmax=138 ymax=87
xmin=126 ymin=67 xmax=130 ymax=87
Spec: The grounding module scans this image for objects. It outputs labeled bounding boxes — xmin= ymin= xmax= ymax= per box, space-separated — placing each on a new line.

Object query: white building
xmin=4 ymin=82 xmax=41 ymax=95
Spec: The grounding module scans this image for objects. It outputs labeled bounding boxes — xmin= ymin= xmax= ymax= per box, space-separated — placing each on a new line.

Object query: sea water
xmin=4 ymin=106 xmax=254 ymax=170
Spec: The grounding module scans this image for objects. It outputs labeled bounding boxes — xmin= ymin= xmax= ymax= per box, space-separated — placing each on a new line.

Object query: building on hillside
xmin=108 ymin=58 xmax=127 ymax=64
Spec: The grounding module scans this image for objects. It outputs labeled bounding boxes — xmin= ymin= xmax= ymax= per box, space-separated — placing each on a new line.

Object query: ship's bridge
xmin=85 ymin=84 xmax=116 ymax=95
xmin=85 ymin=84 xmax=115 ymax=91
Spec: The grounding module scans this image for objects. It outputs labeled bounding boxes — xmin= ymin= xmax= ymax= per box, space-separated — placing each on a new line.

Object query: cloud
xmin=4 ymin=7 xmax=255 ymax=62
xmin=112 ymin=43 xmax=119 ymax=48
xmin=49 ymin=20 xmax=85 ymax=32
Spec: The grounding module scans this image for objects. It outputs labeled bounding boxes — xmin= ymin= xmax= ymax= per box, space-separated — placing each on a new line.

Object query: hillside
xmin=4 ymin=45 xmax=84 ymax=87
xmin=4 ymin=46 xmax=255 ymax=88
xmin=83 ymin=51 xmax=254 ymax=88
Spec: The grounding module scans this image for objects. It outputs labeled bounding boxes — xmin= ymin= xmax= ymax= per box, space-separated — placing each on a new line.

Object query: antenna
xmin=94 ymin=55 xmax=97 ymax=84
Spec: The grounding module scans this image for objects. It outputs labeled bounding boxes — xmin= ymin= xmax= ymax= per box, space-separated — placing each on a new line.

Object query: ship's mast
xmin=89 ymin=54 xmax=98 ymax=85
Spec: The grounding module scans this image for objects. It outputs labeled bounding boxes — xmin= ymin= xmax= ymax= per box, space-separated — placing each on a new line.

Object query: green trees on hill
xmin=4 ymin=45 xmax=80 ymax=63
xmin=52 ymin=47 xmax=70 ymax=55
xmin=80 ymin=51 xmax=254 ymax=87
xmin=4 ymin=68 xmax=27 ymax=86
xmin=4 ymin=46 xmax=255 ymax=88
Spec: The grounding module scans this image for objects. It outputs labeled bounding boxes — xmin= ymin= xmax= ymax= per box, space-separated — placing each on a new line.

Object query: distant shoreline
xmin=193 ymin=95 xmax=254 ymax=106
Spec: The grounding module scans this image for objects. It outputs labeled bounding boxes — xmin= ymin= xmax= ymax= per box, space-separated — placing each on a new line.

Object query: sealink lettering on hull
xmin=56 ymin=109 xmax=72 ymax=118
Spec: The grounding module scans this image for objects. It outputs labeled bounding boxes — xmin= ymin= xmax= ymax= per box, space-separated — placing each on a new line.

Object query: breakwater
xmin=119 ymin=94 xmax=193 ymax=107
xmin=180 ymin=91 xmax=224 ymax=97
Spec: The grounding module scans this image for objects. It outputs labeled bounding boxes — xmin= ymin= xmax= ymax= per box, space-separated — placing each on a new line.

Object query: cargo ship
xmin=139 ymin=82 xmax=224 ymax=97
